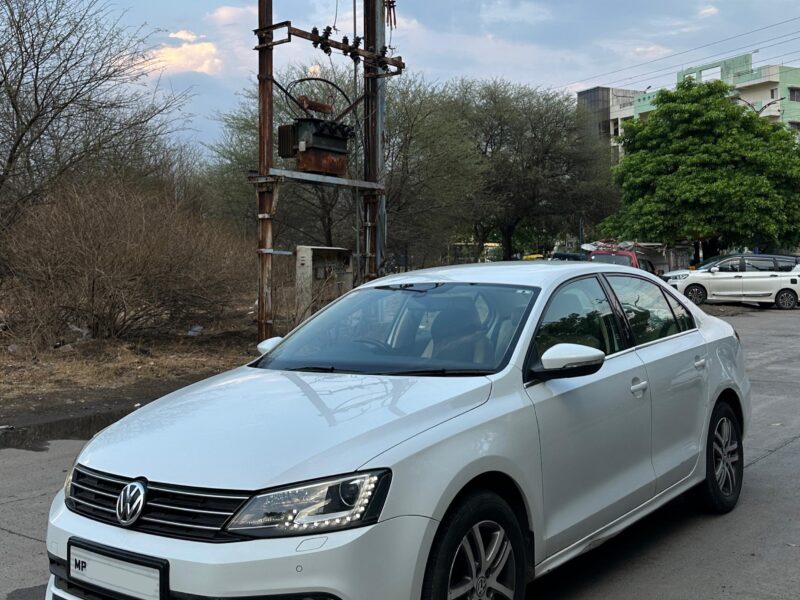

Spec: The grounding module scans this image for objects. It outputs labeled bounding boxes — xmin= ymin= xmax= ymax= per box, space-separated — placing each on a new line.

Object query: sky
xmin=122 ymin=0 xmax=800 ymax=145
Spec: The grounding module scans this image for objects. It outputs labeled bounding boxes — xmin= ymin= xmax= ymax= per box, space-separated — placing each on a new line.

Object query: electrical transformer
xmin=279 ymin=118 xmax=354 ymax=178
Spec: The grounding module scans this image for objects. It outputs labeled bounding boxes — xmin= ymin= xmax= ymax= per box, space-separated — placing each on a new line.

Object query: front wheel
xmin=775 ymin=289 xmax=798 ymax=311
xmin=422 ymin=491 xmax=527 ymax=600
xmin=685 ymin=284 xmax=707 ymax=305
xmin=695 ymin=401 xmax=744 ymax=514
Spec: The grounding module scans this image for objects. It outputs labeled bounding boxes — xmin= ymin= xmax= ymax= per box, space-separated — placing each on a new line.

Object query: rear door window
xmin=776 ymin=258 xmax=797 ymax=272
xmin=744 ymin=258 xmax=777 ymax=272
xmin=607 ymin=276 xmax=681 ymax=345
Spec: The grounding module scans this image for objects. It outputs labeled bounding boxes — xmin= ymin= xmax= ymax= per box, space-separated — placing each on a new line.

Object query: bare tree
xmin=0 ymin=0 xmax=187 ymax=228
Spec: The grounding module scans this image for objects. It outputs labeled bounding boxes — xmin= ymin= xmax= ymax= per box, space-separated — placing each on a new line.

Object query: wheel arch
xmin=715 ymin=388 xmax=744 ymax=435
xmin=435 ymin=470 xmax=536 ymax=577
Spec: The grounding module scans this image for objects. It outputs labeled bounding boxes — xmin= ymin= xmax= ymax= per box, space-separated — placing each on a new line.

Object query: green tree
xmin=451 ymin=79 xmax=618 ymax=260
xmin=607 ymin=79 xmax=800 ymax=250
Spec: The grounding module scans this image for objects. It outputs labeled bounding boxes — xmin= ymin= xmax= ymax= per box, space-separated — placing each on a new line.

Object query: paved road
xmin=2 ymin=309 xmax=800 ymax=599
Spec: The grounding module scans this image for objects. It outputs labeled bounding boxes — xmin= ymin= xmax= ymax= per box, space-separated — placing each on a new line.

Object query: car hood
xmin=77 ymin=367 xmax=492 ymax=490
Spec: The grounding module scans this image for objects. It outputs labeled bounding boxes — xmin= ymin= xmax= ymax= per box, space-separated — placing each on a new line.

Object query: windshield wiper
xmin=284 ymin=366 xmax=363 ymax=374
xmin=375 ymin=283 xmax=443 ymax=293
xmin=383 ymin=368 xmax=494 ymax=377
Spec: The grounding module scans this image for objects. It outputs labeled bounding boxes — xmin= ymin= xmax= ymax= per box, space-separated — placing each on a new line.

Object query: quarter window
xmin=535 ymin=278 xmax=623 ymax=357
xmin=664 ymin=293 xmax=695 ymax=332
xmin=776 ymin=258 xmax=797 ymax=272
xmin=607 ymin=276 xmax=681 ymax=345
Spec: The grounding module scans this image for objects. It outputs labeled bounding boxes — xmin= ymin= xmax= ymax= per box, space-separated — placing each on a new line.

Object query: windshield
xmin=591 ymin=253 xmax=633 ymax=266
xmin=255 ymin=283 xmax=539 ymax=376
xmin=695 ymin=256 xmax=723 ymax=270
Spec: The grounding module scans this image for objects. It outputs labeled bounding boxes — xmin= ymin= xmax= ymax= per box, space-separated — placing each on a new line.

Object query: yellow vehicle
xmin=523 ymin=254 xmax=545 ymax=261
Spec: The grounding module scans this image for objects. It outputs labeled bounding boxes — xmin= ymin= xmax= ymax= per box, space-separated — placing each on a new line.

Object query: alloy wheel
xmin=448 ymin=520 xmax=517 ymax=600
xmin=713 ymin=417 xmax=740 ymax=497
xmin=777 ymin=291 xmax=797 ymax=310
xmin=686 ymin=286 xmax=706 ymax=305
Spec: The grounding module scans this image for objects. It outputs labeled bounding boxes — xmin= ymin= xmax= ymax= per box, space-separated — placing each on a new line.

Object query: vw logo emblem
xmin=116 ymin=481 xmax=146 ymax=526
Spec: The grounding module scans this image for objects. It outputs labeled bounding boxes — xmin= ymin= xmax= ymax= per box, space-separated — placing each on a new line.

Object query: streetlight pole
xmin=735 ymin=96 xmax=785 ymax=116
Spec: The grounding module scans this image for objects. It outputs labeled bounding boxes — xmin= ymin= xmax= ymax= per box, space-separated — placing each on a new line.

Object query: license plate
xmin=68 ymin=540 xmax=165 ymax=600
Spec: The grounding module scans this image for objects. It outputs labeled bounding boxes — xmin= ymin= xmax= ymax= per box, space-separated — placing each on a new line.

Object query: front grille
xmin=67 ymin=465 xmax=250 ymax=542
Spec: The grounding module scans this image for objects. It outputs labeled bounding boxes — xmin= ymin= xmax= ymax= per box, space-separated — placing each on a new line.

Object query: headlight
xmin=64 ymin=465 xmax=74 ymax=498
xmin=669 ymin=274 xmax=690 ymax=281
xmin=226 ymin=470 xmax=391 ymax=538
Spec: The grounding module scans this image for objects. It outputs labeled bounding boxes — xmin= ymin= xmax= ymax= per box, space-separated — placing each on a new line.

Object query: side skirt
xmin=533 ymin=472 xmax=702 ymax=579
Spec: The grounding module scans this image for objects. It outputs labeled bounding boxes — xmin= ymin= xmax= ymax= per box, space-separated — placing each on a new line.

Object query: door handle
xmin=770 ymin=274 xmax=779 ymax=278
xmin=694 ymin=358 xmax=707 ymax=370
xmin=734 ymin=275 xmax=743 ymax=279
xmin=630 ymin=381 xmax=649 ymax=395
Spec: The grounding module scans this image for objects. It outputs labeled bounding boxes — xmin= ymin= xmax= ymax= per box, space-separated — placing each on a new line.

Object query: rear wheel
xmin=695 ymin=401 xmax=744 ymax=514
xmin=685 ymin=284 xmax=707 ymax=305
xmin=775 ymin=289 xmax=798 ymax=311
xmin=422 ymin=491 xmax=526 ymax=600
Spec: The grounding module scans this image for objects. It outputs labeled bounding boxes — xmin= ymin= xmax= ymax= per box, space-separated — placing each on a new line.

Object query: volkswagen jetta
xmin=46 ymin=262 xmax=750 ymax=600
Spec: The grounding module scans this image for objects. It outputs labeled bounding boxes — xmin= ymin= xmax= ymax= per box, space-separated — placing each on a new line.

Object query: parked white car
xmin=47 ymin=263 xmax=750 ymax=600
xmin=676 ymin=254 xmax=800 ymax=309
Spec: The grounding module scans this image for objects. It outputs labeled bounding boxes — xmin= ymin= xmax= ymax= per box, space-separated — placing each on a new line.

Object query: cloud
xmin=208 ymin=5 xmax=258 ymax=27
xmin=388 ymin=15 xmax=593 ymax=89
xmin=597 ymin=39 xmax=673 ymax=61
xmin=169 ymin=30 xmax=202 ymax=43
xmin=153 ymin=42 xmax=224 ymax=75
xmin=698 ymin=5 xmax=720 ymax=18
xmin=480 ymin=0 xmax=552 ymax=26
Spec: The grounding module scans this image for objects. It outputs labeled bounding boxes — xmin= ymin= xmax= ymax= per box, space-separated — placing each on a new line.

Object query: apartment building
xmin=578 ymin=52 xmax=800 ymax=153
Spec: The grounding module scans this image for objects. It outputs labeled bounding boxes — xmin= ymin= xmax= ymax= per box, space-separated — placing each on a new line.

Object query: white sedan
xmin=46 ymin=263 xmax=750 ymax=600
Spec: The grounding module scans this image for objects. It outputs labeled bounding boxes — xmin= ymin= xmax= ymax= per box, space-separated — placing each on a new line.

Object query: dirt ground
xmin=0 ymin=311 xmax=259 ymax=427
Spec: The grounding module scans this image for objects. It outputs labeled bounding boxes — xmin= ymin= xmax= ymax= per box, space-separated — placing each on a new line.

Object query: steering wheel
xmin=353 ymin=338 xmax=392 ymax=353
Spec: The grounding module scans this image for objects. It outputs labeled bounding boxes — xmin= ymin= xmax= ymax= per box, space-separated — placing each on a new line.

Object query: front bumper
xmin=46 ymin=491 xmax=437 ymax=600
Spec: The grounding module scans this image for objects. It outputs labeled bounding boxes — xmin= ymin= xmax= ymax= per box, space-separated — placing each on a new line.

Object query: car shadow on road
xmin=526 ymin=495 xmax=705 ymax=599
xmin=6 ymin=584 xmax=46 ymax=600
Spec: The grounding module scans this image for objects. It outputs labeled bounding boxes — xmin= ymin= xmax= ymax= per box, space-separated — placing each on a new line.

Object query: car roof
xmin=364 ymin=262 xmax=643 ymax=288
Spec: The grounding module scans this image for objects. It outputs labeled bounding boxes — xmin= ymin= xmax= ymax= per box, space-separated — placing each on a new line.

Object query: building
xmin=580 ymin=52 xmax=800 ymax=154
xmin=577 ymin=87 xmax=645 ymax=138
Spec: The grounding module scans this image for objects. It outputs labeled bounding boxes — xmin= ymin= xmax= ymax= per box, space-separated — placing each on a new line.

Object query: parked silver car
xmin=47 ymin=263 xmax=750 ymax=600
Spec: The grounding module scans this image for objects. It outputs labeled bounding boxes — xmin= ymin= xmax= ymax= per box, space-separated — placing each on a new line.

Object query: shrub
xmin=1 ymin=181 xmax=252 ymax=351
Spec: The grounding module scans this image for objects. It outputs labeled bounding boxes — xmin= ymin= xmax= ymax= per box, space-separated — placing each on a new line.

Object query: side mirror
xmin=531 ymin=344 xmax=606 ymax=382
xmin=709 ymin=267 xmax=720 ymax=274
xmin=257 ymin=337 xmax=283 ymax=355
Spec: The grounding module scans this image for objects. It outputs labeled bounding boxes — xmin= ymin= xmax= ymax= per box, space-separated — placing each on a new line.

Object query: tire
xmin=685 ymin=284 xmax=708 ymax=305
xmin=695 ymin=401 xmax=744 ymax=514
xmin=775 ymin=289 xmax=798 ymax=311
xmin=422 ymin=491 xmax=527 ymax=600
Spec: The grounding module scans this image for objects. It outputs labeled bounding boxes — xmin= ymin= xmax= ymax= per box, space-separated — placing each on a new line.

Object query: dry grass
xmin=0 ymin=297 xmax=258 ymax=403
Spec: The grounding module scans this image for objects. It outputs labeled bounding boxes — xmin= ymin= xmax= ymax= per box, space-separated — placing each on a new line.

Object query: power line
xmin=616 ymin=47 xmax=800 ymax=95
xmin=602 ymin=40 xmax=800 ymax=91
xmin=602 ymin=29 xmax=800 ymax=89
xmin=557 ymin=15 xmax=800 ymax=89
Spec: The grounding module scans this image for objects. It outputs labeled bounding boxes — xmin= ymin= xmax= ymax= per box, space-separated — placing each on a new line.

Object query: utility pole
xmin=363 ymin=0 xmax=386 ymax=280
xmin=256 ymin=0 xmax=276 ymax=341
xmin=251 ymin=1 xmax=404 ymax=341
